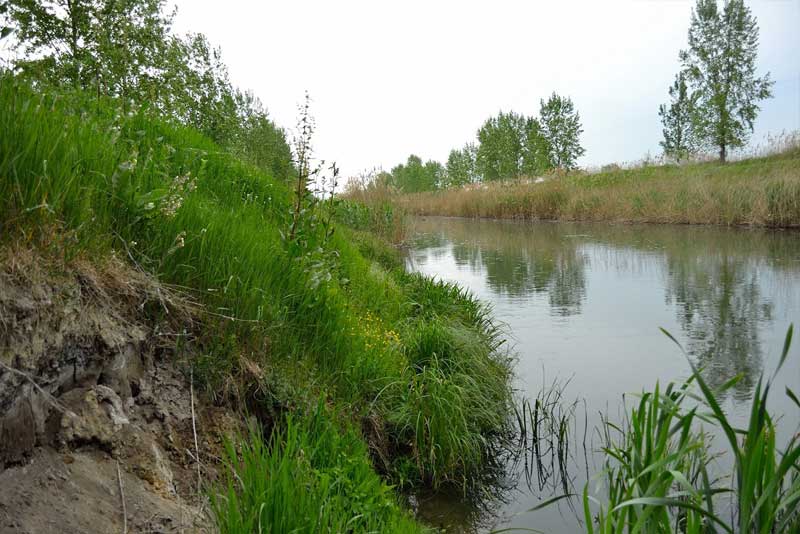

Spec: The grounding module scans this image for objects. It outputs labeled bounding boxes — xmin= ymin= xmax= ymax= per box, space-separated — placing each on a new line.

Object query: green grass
xmin=211 ymin=403 xmax=425 ymax=534
xmin=578 ymin=326 xmax=800 ymax=533
xmin=0 ymin=74 xmax=515 ymax=528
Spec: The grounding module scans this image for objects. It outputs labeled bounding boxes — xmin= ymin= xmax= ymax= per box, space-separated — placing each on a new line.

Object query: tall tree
xmin=5 ymin=0 xmax=175 ymax=97
xmin=659 ymin=72 xmax=701 ymax=162
xmin=538 ymin=93 xmax=585 ymax=169
xmin=234 ymin=90 xmax=294 ymax=180
xmin=3 ymin=0 xmax=293 ymax=177
xmin=445 ymin=143 xmax=478 ymax=187
xmin=679 ymin=0 xmax=772 ymax=162
xmin=476 ymin=111 xmax=528 ymax=181
xmin=390 ymin=155 xmax=439 ymax=193
xmin=521 ymin=118 xmax=552 ymax=175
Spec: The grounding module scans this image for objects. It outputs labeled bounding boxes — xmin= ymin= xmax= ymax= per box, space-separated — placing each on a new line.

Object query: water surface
xmin=406 ymin=217 xmax=800 ymax=533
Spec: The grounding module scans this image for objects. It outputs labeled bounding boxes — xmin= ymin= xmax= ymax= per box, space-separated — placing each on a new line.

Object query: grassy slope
xmin=0 ymin=77 xmax=513 ymax=531
xmin=394 ymin=149 xmax=800 ymax=226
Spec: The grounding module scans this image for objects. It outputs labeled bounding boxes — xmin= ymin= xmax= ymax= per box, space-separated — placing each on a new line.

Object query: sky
xmin=171 ymin=0 xmax=799 ymax=177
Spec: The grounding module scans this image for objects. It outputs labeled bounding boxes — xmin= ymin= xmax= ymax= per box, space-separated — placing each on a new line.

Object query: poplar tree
xmin=445 ymin=143 xmax=478 ymax=187
xmin=659 ymin=72 xmax=700 ymax=162
xmin=538 ymin=93 xmax=585 ymax=170
xmin=679 ymin=0 xmax=772 ymax=162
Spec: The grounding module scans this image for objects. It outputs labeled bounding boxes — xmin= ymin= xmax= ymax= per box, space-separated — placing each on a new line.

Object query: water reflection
xmin=666 ymin=254 xmax=771 ymax=401
xmin=412 ymin=220 xmax=588 ymax=316
xmin=408 ymin=218 xmax=797 ymax=399
xmin=407 ymin=217 xmax=800 ymax=532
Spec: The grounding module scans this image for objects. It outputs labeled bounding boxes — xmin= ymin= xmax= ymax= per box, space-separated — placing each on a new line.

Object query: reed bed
xmin=390 ymin=147 xmax=800 ymax=227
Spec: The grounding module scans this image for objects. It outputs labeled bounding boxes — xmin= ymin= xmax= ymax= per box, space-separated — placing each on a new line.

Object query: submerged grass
xmin=0 ymin=75 xmax=515 ymax=528
xmin=378 ymin=146 xmax=800 ymax=227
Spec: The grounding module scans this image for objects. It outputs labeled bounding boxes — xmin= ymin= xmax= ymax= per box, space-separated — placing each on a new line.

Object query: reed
xmin=373 ymin=140 xmax=800 ymax=228
xmin=578 ymin=326 xmax=800 ymax=533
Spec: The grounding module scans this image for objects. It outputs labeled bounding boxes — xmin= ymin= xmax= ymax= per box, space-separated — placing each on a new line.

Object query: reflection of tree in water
xmin=420 ymin=219 xmax=588 ymax=316
xmin=412 ymin=220 xmax=788 ymax=391
xmin=665 ymin=255 xmax=772 ymax=402
xmin=407 ymin=230 xmax=451 ymax=268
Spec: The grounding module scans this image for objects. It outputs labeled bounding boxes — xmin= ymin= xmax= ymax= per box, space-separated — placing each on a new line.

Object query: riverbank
xmin=379 ymin=146 xmax=800 ymax=227
xmin=0 ymin=77 xmax=514 ymax=532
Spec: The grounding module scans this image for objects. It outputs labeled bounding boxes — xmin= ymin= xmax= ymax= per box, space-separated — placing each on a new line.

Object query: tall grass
xmin=210 ymin=404 xmax=424 ymax=533
xmin=580 ymin=326 xmax=800 ymax=533
xmin=0 ymin=74 xmax=514 ymax=500
xmin=374 ymin=143 xmax=800 ymax=227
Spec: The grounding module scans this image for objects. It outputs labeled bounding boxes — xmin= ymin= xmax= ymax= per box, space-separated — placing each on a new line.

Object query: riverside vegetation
xmin=0 ymin=75 xmax=514 ymax=531
xmin=362 ymin=142 xmax=800 ymax=226
xmin=348 ymin=0 xmax=796 ymax=228
xmin=571 ymin=328 xmax=800 ymax=534
xmin=2 ymin=1 xmax=799 ymax=532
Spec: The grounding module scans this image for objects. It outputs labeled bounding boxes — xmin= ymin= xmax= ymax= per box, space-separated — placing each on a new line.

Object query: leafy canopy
xmin=676 ymin=0 xmax=773 ymax=162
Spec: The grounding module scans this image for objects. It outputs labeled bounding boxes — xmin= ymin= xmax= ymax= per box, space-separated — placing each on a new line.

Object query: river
xmin=406 ymin=216 xmax=800 ymax=533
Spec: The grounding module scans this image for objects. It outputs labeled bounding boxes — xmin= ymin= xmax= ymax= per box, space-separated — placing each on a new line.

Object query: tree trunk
xmin=719 ymin=143 xmax=727 ymax=163
xmin=66 ymin=0 xmax=82 ymax=88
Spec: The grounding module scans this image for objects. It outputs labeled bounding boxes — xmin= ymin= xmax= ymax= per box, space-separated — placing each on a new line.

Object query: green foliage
xmin=659 ymin=72 xmax=701 ymax=162
xmin=538 ymin=93 xmax=585 ymax=170
xmin=5 ymin=0 xmax=174 ymax=95
xmin=678 ymin=0 xmax=773 ymax=162
xmin=210 ymin=405 xmax=424 ymax=534
xmin=445 ymin=143 xmax=479 ymax=187
xmin=0 ymin=75 xmax=513 ymax=499
xmin=384 ymin=94 xmax=584 ymax=189
xmin=578 ymin=326 xmax=800 ymax=533
xmin=233 ymin=90 xmax=294 ymax=180
xmin=382 ymin=277 xmax=512 ymax=490
xmin=335 ymin=200 xmax=406 ymax=246
xmin=3 ymin=0 xmax=293 ymax=177
xmin=389 ymin=155 xmax=442 ymax=193
xmin=476 ymin=110 xmax=544 ymax=181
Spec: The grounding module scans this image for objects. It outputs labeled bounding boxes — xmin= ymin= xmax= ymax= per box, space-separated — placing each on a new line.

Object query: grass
xmin=0 ymin=74 xmax=515 ymax=529
xmin=363 ymin=144 xmax=800 ymax=227
xmin=211 ymin=402 xmax=425 ymax=534
xmin=577 ymin=326 xmax=800 ymax=533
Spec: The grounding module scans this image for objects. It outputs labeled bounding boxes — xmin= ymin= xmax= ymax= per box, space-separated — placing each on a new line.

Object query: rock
xmin=0 ymin=384 xmax=49 ymax=465
xmin=59 ymin=385 xmax=129 ymax=450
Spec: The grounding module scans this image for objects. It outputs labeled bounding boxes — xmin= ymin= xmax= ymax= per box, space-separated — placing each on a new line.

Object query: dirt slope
xmin=0 ymin=248 xmax=239 ymax=533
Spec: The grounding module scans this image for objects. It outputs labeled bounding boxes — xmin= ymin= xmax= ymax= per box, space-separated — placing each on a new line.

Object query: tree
xmin=3 ymin=0 xmax=294 ymax=178
xmin=679 ymin=0 xmax=772 ymax=162
xmin=476 ymin=111 xmax=528 ymax=181
xmin=659 ymin=72 xmax=701 ymax=162
xmin=390 ymin=155 xmax=439 ymax=193
xmin=445 ymin=143 xmax=478 ymax=187
xmin=5 ymin=0 xmax=175 ymax=97
xmin=521 ymin=118 xmax=551 ymax=176
xmin=233 ymin=91 xmax=294 ymax=180
xmin=423 ymin=160 xmax=445 ymax=190
xmin=538 ymin=93 xmax=585 ymax=169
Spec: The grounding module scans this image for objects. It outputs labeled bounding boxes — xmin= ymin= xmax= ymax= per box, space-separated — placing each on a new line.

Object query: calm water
xmin=406 ymin=217 xmax=800 ymax=533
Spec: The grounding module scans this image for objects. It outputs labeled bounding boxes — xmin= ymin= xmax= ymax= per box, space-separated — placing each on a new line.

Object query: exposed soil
xmin=0 ymin=247 xmax=242 ymax=533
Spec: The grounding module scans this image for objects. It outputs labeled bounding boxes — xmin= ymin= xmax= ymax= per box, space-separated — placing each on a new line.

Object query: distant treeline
xmin=1 ymin=0 xmax=294 ymax=180
xmin=377 ymin=93 xmax=585 ymax=193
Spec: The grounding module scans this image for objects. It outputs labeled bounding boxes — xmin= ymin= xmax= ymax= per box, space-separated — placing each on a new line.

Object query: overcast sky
xmin=172 ymin=0 xmax=799 ymax=177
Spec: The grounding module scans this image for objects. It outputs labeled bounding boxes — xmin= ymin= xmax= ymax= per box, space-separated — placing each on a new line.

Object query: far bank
xmin=352 ymin=146 xmax=800 ymax=228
